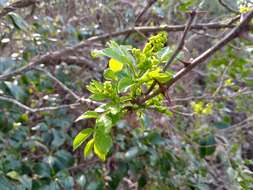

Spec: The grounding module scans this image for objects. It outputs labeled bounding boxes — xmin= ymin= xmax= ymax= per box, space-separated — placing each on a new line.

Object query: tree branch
xmin=135 ymin=0 xmax=157 ymax=24
xmin=218 ymin=0 xmax=239 ymax=14
xmin=35 ymin=67 xmax=81 ymax=100
xmin=0 ymin=95 xmax=81 ymax=112
xmin=163 ymin=11 xmax=196 ymax=70
xmin=136 ymin=9 xmax=253 ymax=104
xmin=0 ymin=0 xmax=38 ymax=18
xmin=68 ymin=158 xmax=100 ymax=171
xmin=0 ymin=95 xmax=34 ymax=112
xmin=0 ymin=95 xmax=100 ymax=113
xmin=123 ymin=0 xmax=157 ymax=41
xmin=0 ymin=17 xmax=239 ymax=81
xmin=61 ymin=56 xmax=95 ymax=69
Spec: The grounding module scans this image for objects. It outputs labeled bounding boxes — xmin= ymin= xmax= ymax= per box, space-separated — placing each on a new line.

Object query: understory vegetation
xmin=0 ymin=0 xmax=253 ymax=189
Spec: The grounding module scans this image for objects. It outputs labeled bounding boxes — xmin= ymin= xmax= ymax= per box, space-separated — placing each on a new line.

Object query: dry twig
xmin=0 ymin=0 xmax=38 ymax=18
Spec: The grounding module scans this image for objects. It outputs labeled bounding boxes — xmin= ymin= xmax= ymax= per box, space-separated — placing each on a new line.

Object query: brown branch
xmin=218 ymin=0 xmax=239 ymax=14
xmin=219 ymin=115 xmax=253 ymax=132
xmin=35 ymin=67 xmax=81 ymax=100
xmin=0 ymin=0 xmax=38 ymax=18
xmin=0 ymin=94 xmax=101 ymax=113
xmin=135 ymin=0 xmax=157 ymax=24
xmin=124 ymin=0 xmax=157 ymax=42
xmin=68 ymin=158 xmax=100 ymax=171
xmin=0 ymin=95 xmax=34 ymax=112
xmin=61 ymin=56 xmax=95 ymax=69
xmin=0 ymin=95 xmax=81 ymax=113
xmin=136 ymin=9 xmax=253 ymax=104
xmin=163 ymin=11 xmax=196 ymax=70
xmin=0 ymin=66 xmax=102 ymax=113
xmin=0 ymin=17 xmax=239 ymax=81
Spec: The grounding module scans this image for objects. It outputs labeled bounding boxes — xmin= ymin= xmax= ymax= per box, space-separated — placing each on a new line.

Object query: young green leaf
xmin=6 ymin=171 xmax=20 ymax=180
xmin=91 ymin=41 xmax=133 ymax=66
xmin=84 ymin=138 xmax=94 ymax=158
xmin=139 ymin=69 xmax=173 ymax=84
xmin=73 ymin=128 xmax=93 ymax=150
xmin=86 ymin=80 xmax=103 ymax=94
xmin=151 ymin=71 xmax=173 ymax=84
xmin=94 ymin=128 xmax=112 ymax=160
xmin=91 ymin=49 xmax=105 ymax=58
xmin=94 ymin=144 xmax=106 ymax=161
xmin=157 ymin=47 xmax=172 ymax=63
xmin=89 ymin=94 xmax=107 ymax=101
xmin=199 ymin=134 xmax=216 ymax=158
xmin=154 ymin=105 xmax=173 ymax=117
xmin=97 ymin=115 xmax=113 ymax=131
xmin=118 ymin=77 xmax=134 ymax=93
xmin=104 ymin=69 xmax=118 ymax=80
xmin=75 ymin=111 xmax=99 ymax=122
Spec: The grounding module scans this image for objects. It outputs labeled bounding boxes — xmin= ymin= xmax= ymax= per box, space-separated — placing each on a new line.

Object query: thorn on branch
xmin=156 ymin=81 xmax=171 ymax=105
xmin=135 ymin=9 xmax=253 ymax=105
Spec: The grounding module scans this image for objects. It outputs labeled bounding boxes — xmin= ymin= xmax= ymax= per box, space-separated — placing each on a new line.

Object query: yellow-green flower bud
xmin=143 ymin=32 xmax=168 ymax=56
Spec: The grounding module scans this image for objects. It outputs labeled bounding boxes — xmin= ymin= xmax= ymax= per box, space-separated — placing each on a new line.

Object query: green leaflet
xmin=118 ymin=77 xmax=135 ymax=93
xmin=104 ymin=69 xmax=118 ymax=81
xmin=199 ymin=134 xmax=216 ymax=158
xmin=94 ymin=127 xmax=112 ymax=160
xmin=138 ymin=68 xmax=173 ymax=84
xmin=75 ymin=111 xmax=99 ymax=122
xmin=91 ymin=41 xmax=133 ymax=65
xmin=84 ymin=138 xmax=94 ymax=158
xmin=157 ymin=47 xmax=172 ymax=63
xmin=73 ymin=128 xmax=93 ymax=150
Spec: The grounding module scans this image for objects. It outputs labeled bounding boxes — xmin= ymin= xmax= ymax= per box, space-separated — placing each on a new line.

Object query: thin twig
xmin=68 ymin=158 xmax=100 ymax=171
xmin=0 ymin=95 xmax=34 ymax=112
xmin=35 ymin=67 xmax=81 ymax=100
xmin=0 ymin=94 xmax=101 ymax=113
xmin=0 ymin=95 xmax=81 ymax=113
xmin=163 ymin=11 xmax=197 ymax=70
xmin=212 ymin=61 xmax=233 ymax=97
xmin=218 ymin=115 xmax=253 ymax=132
xmin=0 ymin=0 xmax=38 ymax=18
xmin=218 ymin=0 xmax=239 ymax=14
xmin=135 ymin=0 xmax=157 ymax=24
xmin=123 ymin=0 xmax=157 ymax=42
xmin=0 ymin=18 xmax=239 ymax=81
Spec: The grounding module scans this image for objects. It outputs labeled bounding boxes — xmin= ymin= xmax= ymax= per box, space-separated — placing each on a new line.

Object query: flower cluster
xmin=143 ymin=32 xmax=168 ymax=56
xmin=132 ymin=32 xmax=168 ymax=71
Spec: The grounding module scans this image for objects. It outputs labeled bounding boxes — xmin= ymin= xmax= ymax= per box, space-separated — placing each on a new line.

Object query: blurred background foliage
xmin=0 ymin=0 xmax=253 ymax=189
